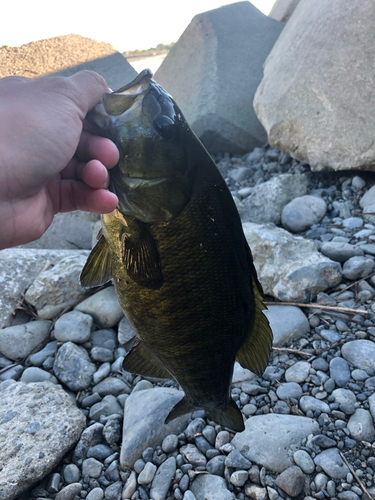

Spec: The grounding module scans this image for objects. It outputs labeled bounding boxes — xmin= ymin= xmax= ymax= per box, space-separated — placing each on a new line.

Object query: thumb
xmin=66 ymin=70 xmax=110 ymax=117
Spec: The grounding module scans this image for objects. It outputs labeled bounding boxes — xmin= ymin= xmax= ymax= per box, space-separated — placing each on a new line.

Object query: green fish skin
xmin=81 ymin=69 xmax=273 ymax=433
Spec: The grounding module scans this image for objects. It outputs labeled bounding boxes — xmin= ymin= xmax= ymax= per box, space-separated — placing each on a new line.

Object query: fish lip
xmin=121 ymin=176 xmax=167 ymax=191
xmin=113 ymin=68 xmax=153 ymax=94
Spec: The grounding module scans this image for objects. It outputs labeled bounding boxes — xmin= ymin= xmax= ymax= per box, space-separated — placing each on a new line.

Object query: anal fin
xmin=80 ymin=233 xmax=112 ymax=288
xmin=123 ymin=341 xmax=171 ymax=379
xmin=207 ymin=398 xmax=245 ymax=433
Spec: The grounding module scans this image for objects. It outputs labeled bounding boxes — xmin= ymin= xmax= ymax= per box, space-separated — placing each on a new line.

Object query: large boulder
xmin=0 ymin=34 xmax=137 ymax=89
xmin=268 ymin=0 xmax=300 ymax=23
xmin=155 ymin=2 xmax=283 ymax=154
xmin=254 ymin=0 xmax=375 ymax=172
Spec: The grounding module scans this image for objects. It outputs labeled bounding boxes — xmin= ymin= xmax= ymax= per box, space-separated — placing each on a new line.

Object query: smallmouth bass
xmin=81 ymin=69 xmax=272 ymax=432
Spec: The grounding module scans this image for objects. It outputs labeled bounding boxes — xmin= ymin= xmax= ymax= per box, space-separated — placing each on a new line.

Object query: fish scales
xmin=81 ymin=69 xmax=272 ymax=432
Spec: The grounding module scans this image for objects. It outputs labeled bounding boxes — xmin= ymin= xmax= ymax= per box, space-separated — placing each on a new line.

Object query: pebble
xmin=149 ymin=456 xmax=176 ymax=500
xmin=54 ymin=310 xmax=93 ymax=343
xmin=264 ymin=305 xmax=310 ymax=346
xmin=162 ymin=434 xmax=179 ymax=453
xmin=276 ymin=382 xmax=303 ymax=400
xmin=63 ymin=464 xmax=81 ymax=484
xmin=182 ymin=444 xmax=207 ymax=468
xmin=92 ymin=377 xmax=130 ymax=397
xmin=82 ymin=458 xmax=103 ymax=478
xmin=55 ymin=483 xmax=82 ymax=500
xmin=53 ymin=341 xmax=96 ymax=391
xmin=342 ymin=256 xmax=375 ymax=280
xmin=230 ymin=470 xmax=248 ymax=487
xmin=74 ymin=286 xmax=123 ymax=329
xmin=138 ymin=461 xmax=157 ymax=484
xmin=191 ymin=474 xmax=235 ymax=500
xmin=225 ymin=450 xmax=252 ymax=469
xmin=206 ymin=455 xmax=226 ymax=476
xmin=285 ymin=361 xmax=311 ymax=383
xmin=281 ymin=195 xmax=327 ymax=233
xmin=86 ymin=487 xmax=104 ymax=500
xmin=293 ymin=449 xmax=315 ymax=474
xmin=347 ymin=409 xmax=375 ymax=441
xmin=300 ymin=395 xmax=331 ymax=414
xmin=314 ymin=448 xmax=350 ymax=479
xmin=20 ymin=366 xmax=58 ymax=384
xmin=275 ymin=465 xmax=305 ymax=497
xmin=330 ymin=357 xmax=351 ymax=387
xmin=90 ymin=347 xmax=114 ymax=363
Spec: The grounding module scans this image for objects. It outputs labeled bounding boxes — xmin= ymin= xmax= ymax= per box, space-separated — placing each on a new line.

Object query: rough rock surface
xmin=243 ymin=222 xmax=342 ymax=301
xmin=0 ymin=249 xmax=84 ymax=329
xmin=24 ymin=252 xmax=90 ymax=319
xmin=0 ymin=320 xmax=51 ymax=360
xmin=155 ymin=2 xmax=283 ymax=154
xmin=235 ymin=173 xmax=308 ymax=224
xmin=268 ymin=0 xmax=301 ymax=23
xmin=254 ymin=0 xmax=375 ymax=172
xmin=0 ymin=381 xmax=85 ymax=500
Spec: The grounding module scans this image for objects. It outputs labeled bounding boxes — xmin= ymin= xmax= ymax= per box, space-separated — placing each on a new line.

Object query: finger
xmin=75 ymin=130 xmax=119 ymax=166
xmin=67 ymin=70 xmax=111 ymax=116
xmin=80 ymin=160 xmax=110 ymax=189
xmin=59 ymin=179 xmax=118 ymax=214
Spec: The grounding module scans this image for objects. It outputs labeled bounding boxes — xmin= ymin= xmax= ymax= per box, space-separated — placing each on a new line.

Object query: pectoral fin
xmin=122 ymin=222 xmax=163 ymax=289
xmin=80 ymin=234 xmax=112 ymax=288
xmin=123 ymin=341 xmax=171 ymax=379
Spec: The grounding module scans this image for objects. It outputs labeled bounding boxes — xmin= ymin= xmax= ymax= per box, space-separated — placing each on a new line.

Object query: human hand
xmin=0 ymin=71 xmax=119 ymax=249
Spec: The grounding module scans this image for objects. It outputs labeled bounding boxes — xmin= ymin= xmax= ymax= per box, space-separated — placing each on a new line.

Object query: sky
xmin=1 ymin=0 xmax=276 ymax=53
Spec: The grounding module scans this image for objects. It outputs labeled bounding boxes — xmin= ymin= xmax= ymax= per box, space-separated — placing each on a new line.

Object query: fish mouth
xmin=120 ymin=176 xmax=167 ymax=191
xmin=101 ymin=69 xmax=154 ymax=117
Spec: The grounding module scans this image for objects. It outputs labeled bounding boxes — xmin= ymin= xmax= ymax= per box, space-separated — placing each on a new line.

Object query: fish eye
xmin=153 ymin=116 xmax=177 ymax=140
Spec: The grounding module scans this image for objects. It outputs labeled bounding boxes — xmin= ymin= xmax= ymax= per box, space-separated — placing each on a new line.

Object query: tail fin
xmin=207 ymin=398 xmax=245 ymax=432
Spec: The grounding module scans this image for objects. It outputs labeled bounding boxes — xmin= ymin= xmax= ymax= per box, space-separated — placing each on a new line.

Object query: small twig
xmin=307 ymin=339 xmax=350 ymax=362
xmin=264 ymin=301 xmax=369 ymax=316
xmin=339 ymin=451 xmax=372 ymax=500
xmin=331 ymin=271 xmax=375 ymax=296
xmin=272 ymin=347 xmax=311 ymax=358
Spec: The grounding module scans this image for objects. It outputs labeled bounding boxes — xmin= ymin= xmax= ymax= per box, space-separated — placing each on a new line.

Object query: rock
xmin=285 ymin=361 xmax=311 ymax=383
xmin=82 ymin=457 xmax=103 ymax=478
xmin=190 ymin=474 xmax=235 ymax=500
xmin=341 ymin=340 xmax=375 ymax=371
xmin=206 ymin=455 xmax=225 ymax=476
xmin=91 ymin=329 xmax=117 ymax=350
xmin=347 ymin=409 xmax=375 ymax=441
xmin=0 ymin=381 xmax=85 ymax=500
xmin=20 ymin=367 xmax=58 ymax=384
xmin=63 ymin=464 xmax=81 ymax=484
xmin=281 ymin=195 xmax=327 ymax=233
xmin=24 ymin=252 xmax=90 ymax=319
xmin=329 ymin=357 xmax=350 ymax=387
xmin=264 ymin=305 xmax=309 ymax=346
xmin=92 ymin=377 xmax=130 ymax=397
xmin=225 ymin=450 xmax=252 ymax=469
xmin=149 ymin=457 xmax=176 ymax=500
xmin=155 ymin=2 xmax=283 ymax=154
xmin=276 ymin=382 xmax=303 ymax=400
xmin=342 ymin=256 xmax=375 ymax=280
xmin=89 ymin=395 xmax=123 ymax=421
xmin=244 ymin=484 xmax=268 ymax=500
xmin=103 ymin=416 xmax=122 ymax=445
xmin=254 ymin=1 xmax=375 ymax=172
xmin=0 ymin=320 xmax=51 ymax=360
xmin=120 ymin=388 xmax=190 ymax=468
xmin=360 ymin=186 xmax=375 ymax=224
xmin=231 ymin=414 xmax=319 ymax=472
xmin=236 ymin=174 xmax=308 ymax=224
xmin=138 ymin=462 xmax=157 ymax=484
xmin=0 ymin=248 xmax=86 ymax=329
xmin=269 ymin=0 xmax=301 ymax=23
xmin=314 ymin=448 xmax=350 ymax=479
xmin=230 ymin=470 xmax=248 ymax=487
xmin=74 ymin=287 xmax=123 ymax=328
xmin=299 ymin=396 xmax=330 ymax=414
xmin=28 ymin=341 xmax=58 ymax=367
xmin=275 ymin=465 xmax=305 ymax=496
xmin=293 ymin=450 xmax=315 ymax=474
xmin=87 ymin=488 xmax=104 ymax=500
xmin=117 ymin=316 xmax=136 ymax=344
xmin=73 ymin=423 xmax=104 ymax=462
xmin=243 ymin=222 xmax=342 ymax=302
xmin=122 ymin=470 xmax=137 ymax=499
xmin=55 ymin=483 xmax=82 ymax=500
xmin=320 ymin=242 xmax=364 ymax=263
xmin=54 ymin=310 xmax=93 ymax=344
xmin=53 ymin=342 xmax=96 ymax=391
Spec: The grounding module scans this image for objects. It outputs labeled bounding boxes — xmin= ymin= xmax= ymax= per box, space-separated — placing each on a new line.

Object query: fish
xmin=81 ymin=69 xmax=272 ymax=432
